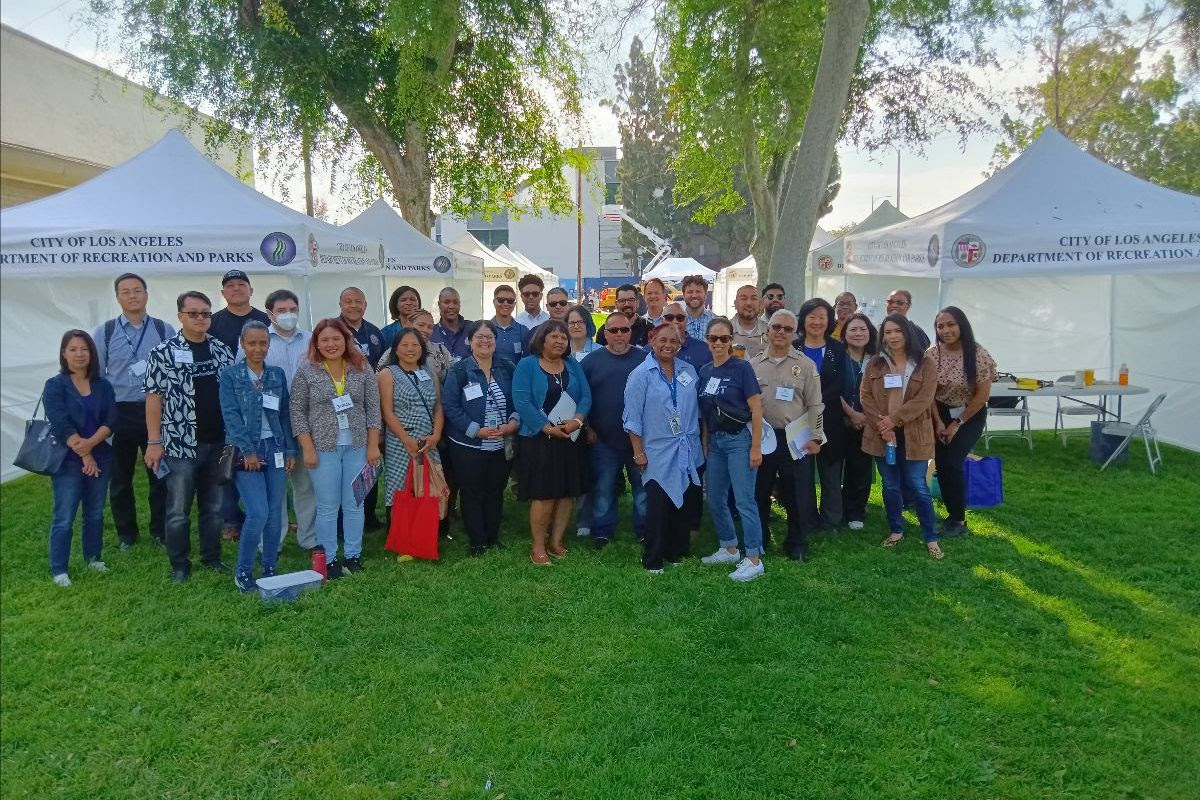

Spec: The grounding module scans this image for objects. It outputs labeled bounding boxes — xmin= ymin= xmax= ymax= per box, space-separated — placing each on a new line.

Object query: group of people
xmin=41 ymin=268 xmax=995 ymax=589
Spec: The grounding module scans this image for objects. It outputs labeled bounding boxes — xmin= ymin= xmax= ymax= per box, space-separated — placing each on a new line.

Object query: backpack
xmin=103 ymin=316 xmax=168 ymax=374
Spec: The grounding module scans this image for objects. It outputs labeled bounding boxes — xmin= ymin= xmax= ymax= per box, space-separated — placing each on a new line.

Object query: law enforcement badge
xmin=792 ymin=365 xmax=803 ymax=377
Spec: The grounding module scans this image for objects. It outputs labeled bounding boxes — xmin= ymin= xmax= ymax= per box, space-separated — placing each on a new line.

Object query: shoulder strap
xmin=152 ymin=317 xmax=167 ymax=341
xmin=103 ymin=319 xmax=117 ymax=352
xmin=399 ymin=367 xmax=436 ymax=428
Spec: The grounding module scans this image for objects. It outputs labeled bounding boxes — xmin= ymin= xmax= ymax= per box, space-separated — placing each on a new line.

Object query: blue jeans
xmin=589 ymin=439 xmax=646 ymax=542
xmin=233 ymin=437 xmax=288 ymax=575
xmin=311 ymin=444 xmax=367 ymax=561
xmin=876 ymin=438 xmax=938 ymax=542
xmin=164 ymin=442 xmax=225 ymax=572
xmin=49 ymin=452 xmax=112 ymax=575
xmin=705 ymin=428 xmax=764 ymax=557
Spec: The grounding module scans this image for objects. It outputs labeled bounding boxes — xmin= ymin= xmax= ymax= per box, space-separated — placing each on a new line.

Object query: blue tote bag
xmin=965 ymin=456 xmax=1003 ymax=508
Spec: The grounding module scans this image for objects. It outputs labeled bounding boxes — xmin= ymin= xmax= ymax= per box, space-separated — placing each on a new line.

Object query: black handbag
xmin=14 ymin=396 xmax=68 ymax=476
xmin=708 ymin=397 xmax=751 ymax=434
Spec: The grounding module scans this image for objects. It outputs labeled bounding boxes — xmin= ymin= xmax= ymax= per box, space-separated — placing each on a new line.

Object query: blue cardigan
xmin=42 ymin=373 xmax=118 ymax=453
xmin=218 ymin=361 xmax=296 ymax=456
xmin=442 ymin=356 xmax=519 ymax=447
xmin=512 ymin=355 xmax=592 ymax=438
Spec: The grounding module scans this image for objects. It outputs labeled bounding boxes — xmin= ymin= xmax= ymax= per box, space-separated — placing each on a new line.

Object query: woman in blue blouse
xmin=512 ymin=320 xmax=592 ymax=565
xmin=219 ymin=321 xmax=295 ymax=592
xmin=442 ymin=321 xmax=519 ymax=555
xmin=43 ymin=329 xmax=118 ymax=587
xmin=623 ymin=323 xmax=703 ymax=573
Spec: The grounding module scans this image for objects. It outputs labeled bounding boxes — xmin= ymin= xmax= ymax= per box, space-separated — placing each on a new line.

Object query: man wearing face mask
xmin=262 ymin=290 xmax=317 ymax=551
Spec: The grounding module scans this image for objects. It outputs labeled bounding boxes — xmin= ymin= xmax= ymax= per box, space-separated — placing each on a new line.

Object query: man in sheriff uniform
xmin=750 ymin=309 xmax=825 ymax=562
xmin=731 ymin=284 xmax=769 ymax=359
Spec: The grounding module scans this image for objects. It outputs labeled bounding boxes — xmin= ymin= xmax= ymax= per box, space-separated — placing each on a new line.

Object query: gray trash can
xmin=1089 ymin=421 xmax=1128 ymax=466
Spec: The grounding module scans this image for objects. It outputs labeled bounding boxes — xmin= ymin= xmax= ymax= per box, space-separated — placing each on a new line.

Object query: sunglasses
xmin=494 ymin=297 xmax=516 ymax=304
xmin=706 ymin=334 xmax=732 ymax=344
xmin=181 ymin=310 xmax=213 ymax=319
xmin=770 ymin=324 xmax=795 ymax=333
xmin=663 ymin=314 xmax=686 ymax=322
xmin=548 ymin=300 xmax=569 ymax=308
xmin=605 ymin=326 xmax=631 ymax=334
xmin=521 ymin=290 xmax=542 ymax=298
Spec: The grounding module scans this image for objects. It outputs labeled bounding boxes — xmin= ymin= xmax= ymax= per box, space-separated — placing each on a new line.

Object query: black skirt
xmin=516 ymin=434 xmax=592 ymax=501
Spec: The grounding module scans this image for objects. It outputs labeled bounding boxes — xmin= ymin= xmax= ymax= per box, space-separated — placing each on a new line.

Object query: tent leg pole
xmin=1108 ymin=273 xmax=1116 ymax=380
xmin=303 ymin=273 xmax=313 ymax=329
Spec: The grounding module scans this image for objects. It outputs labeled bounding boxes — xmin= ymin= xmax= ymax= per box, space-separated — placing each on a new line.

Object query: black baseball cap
xmin=221 ymin=269 xmax=251 ymax=285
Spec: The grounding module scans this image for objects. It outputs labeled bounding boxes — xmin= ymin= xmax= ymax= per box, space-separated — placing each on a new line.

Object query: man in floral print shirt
xmin=144 ymin=291 xmax=236 ymax=583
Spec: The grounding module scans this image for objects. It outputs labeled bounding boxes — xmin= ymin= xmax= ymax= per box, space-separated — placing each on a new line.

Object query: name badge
xmin=513 ymin=342 xmax=522 ymax=354
xmin=668 ymin=413 xmax=683 ymax=435
xmin=261 ymin=393 xmax=280 ymax=410
xmin=703 ymin=377 xmax=721 ymax=395
xmin=884 ymin=373 xmax=903 ymax=389
xmin=677 ymin=371 xmax=693 ymax=387
xmin=775 ymin=386 xmax=795 ymax=402
xmin=130 ymin=360 xmax=148 ymax=377
xmin=337 ymin=413 xmax=350 ymax=430
xmin=415 ymin=369 xmax=431 ymax=382
xmin=172 ymin=349 xmax=193 ymax=365
xmin=274 ymin=452 xmax=285 ymax=469
xmin=332 ymin=394 xmax=353 ymax=412
xmin=464 ymin=382 xmax=484 ymax=401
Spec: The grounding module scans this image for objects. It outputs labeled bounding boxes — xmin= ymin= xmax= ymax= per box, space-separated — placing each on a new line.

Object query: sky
xmin=0 ymin=0 xmax=1081 ymax=233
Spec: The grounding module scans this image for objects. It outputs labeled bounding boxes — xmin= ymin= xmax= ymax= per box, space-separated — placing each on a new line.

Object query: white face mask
xmin=274 ymin=312 xmax=299 ymax=331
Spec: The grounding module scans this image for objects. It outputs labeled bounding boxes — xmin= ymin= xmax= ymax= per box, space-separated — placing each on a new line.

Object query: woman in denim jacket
xmin=219 ymin=321 xmax=296 ymax=591
xmin=442 ymin=321 xmax=520 ymax=555
xmin=43 ymin=329 xmax=118 ymax=587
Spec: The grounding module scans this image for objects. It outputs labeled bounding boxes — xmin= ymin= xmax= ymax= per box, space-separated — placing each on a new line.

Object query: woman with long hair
xmin=43 ymin=329 xmax=118 ymax=586
xmin=512 ymin=319 xmax=592 ymax=565
xmin=930 ymin=306 xmax=997 ymax=537
xmin=860 ymin=314 xmax=942 ymax=558
xmin=839 ymin=313 xmax=878 ymax=531
xmin=290 ymin=318 xmax=382 ymax=578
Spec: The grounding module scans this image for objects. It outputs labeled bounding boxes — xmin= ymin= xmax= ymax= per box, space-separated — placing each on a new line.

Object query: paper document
xmin=546 ymin=392 xmax=581 ymax=442
xmin=352 ymin=463 xmax=379 ymax=506
xmin=785 ymin=414 xmax=813 ymax=461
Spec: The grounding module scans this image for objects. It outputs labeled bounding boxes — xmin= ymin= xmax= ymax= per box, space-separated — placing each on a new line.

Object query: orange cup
xmin=1084 ymin=369 xmax=1095 ymax=386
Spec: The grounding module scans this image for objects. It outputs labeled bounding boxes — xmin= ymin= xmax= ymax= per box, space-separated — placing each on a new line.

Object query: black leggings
xmin=934 ymin=403 xmax=986 ymax=522
xmin=643 ymin=481 xmax=700 ymax=570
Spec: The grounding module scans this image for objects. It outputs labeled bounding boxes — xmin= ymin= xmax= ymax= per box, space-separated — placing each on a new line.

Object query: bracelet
xmin=633 ymin=452 xmax=646 ymax=461
xmin=147 ymin=439 xmax=163 ymax=445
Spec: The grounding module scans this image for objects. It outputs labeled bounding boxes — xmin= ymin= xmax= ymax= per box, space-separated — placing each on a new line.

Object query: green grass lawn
xmin=3 ymin=433 xmax=1199 ymax=799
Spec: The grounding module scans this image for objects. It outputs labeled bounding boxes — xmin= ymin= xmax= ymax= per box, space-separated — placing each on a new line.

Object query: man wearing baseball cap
xmin=209 ymin=270 xmax=271 ymax=352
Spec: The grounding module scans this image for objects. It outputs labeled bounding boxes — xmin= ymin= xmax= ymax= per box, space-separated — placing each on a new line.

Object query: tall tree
xmin=88 ymin=0 xmax=589 ymax=233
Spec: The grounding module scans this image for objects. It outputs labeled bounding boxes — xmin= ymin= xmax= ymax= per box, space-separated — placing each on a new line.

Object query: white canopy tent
xmin=641 ymin=257 xmax=716 ymax=283
xmin=449 ymin=233 xmax=559 ymax=310
xmin=495 ymin=245 xmax=557 ymax=285
xmin=844 ymin=128 xmax=1200 ymax=450
xmin=711 ymin=225 xmax=834 ymax=317
xmin=808 ymin=204 xmax=905 ymax=315
xmin=0 ymin=129 xmax=385 ymax=480
xmin=342 ymin=199 xmax=485 ymax=320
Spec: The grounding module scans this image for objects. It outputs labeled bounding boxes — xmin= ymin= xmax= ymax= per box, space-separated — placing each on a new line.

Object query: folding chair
xmin=985 ymin=395 xmax=1033 ymax=451
xmin=1054 ymin=375 xmax=1103 ymax=445
xmin=1100 ymin=393 xmax=1166 ymax=474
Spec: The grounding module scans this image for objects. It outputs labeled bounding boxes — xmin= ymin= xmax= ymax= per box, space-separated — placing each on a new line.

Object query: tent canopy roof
xmin=642 ymin=257 xmax=716 ymax=282
xmin=844 ymin=128 xmax=1200 ymax=279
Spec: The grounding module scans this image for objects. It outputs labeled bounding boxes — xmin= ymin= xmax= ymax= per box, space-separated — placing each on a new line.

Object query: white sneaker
xmin=646 ymin=567 xmax=664 ymax=575
xmin=87 ymin=560 xmax=109 ymax=573
xmin=701 ymin=548 xmax=741 ymax=565
xmin=730 ymin=558 xmax=765 ymax=582
xmin=52 ymin=573 xmax=72 ymax=587
xmin=576 ymin=527 xmax=591 ymax=537
xmin=848 ymin=520 xmax=864 ymax=531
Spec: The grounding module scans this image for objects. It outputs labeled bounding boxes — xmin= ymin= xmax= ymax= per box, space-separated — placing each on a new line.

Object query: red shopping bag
xmin=384 ymin=457 xmax=440 ymax=560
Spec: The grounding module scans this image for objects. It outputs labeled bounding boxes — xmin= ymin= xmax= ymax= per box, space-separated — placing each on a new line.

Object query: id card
xmin=261 ymin=393 xmax=280 ymax=410
xmin=130 ymin=360 xmax=148 ymax=377
xmin=775 ymin=386 xmax=795 ymax=402
xmin=415 ymin=369 xmax=431 ymax=382
xmin=463 ymin=382 xmax=484 ymax=401
xmin=513 ymin=342 xmax=522 ymax=354
xmin=274 ymin=452 xmax=285 ymax=469
xmin=172 ymin=349 xmax=193 ymax=365
xmin=703 ymin=377 xmax=721 ymax=395
xmin=678 ymin=371 xmax=693 ymax=387
xmin=332 ymin=394 xmax=353 ymax=412
xmin=668 ymin=413 xmax=683 ymax=435
xmin=337 ymin=413 xmax=350 ymax=430
xmin=884 ymin=373 xmax=903 ymax=389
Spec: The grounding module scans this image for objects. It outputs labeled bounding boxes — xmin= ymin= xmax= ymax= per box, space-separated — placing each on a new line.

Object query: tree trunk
xmin=767 ymin=0 xmax=871 ymax=302
xmin=743 ymin=125 xmax=778 ymax=283
xmin=341 ymin=105 xmax=435 ymax=235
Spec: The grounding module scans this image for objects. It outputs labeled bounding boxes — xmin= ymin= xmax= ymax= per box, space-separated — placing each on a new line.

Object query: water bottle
xmin=885 ymin=440 xmax=897 ymax=465
xmin=1119 ymin=363 xmax=1129 ymax=386
xmin=311 ymin=546 xmax=327 ymax=582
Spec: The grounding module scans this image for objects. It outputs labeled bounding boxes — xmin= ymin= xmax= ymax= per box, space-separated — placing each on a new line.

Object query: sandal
xmin=548 ymin=545 xmax=568 ymax=559
xmin=530 ymin=550 xmax=553 ymax=566
xmin=927 ymin=542 xmax=944 ymax=560
xmin=881 ymin=533 xmax=904 ymax=548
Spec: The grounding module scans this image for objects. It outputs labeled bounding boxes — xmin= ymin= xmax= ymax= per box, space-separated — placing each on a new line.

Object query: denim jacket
xmin=218 ymin=361 xmax=296 ymax=456
xmin=43 ymin=373 xmax=118 ymax=451
xmin=512 ymin=354 xmax=592 ymax=437
xmin=442 ymin=356 xmax=519 ymax=447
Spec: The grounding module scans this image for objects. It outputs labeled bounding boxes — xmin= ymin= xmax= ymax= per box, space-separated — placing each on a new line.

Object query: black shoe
xmin=342 ymin=556 xmax=363 ymax=575
xmin=592 ymin=537 xmax=610 ymax=550
xmin=202 ymin=560 xmax=231 ymax=574
xmin=468 ymin=545 xmax=486 ymax=557
xmin=326 ymin=559 xmax=345 ymax=579
xmin=170 ymin=569 xmax=190 ymax=583
xmin=260 ymin=565 xmax=277 ymax=579
xmin=940 ymin=521 xmax=971 ymax=538
xmin=234 ymin=571 xmax=256 ymax=593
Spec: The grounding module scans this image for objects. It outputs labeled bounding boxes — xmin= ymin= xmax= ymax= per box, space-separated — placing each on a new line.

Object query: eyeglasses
xmin=605 ymin=326 xmax=631 ymax=334
xmin=548 ymin=300 xmax=569 ymax=308
xmin=521 ymin=290 xmax=542 ymax=298
xmin=887 ymin=299 xmax=910 ymax=307
xmin=181 ymin=310 xmax=213 ymax=319
xmin=663 ymin=314 xmax=686 ymax=322
xmin=835 ymin=301 xmax=856 ymax=309
xmin=706 ymin=334 xmax=732 ymax=344
xmin=494 ymin=297 xmax=515 ymax=304
xmin=567 ymin=319 xmax=586 ymax=326
xmin=770 ymin=324 xmax=795 ymax=333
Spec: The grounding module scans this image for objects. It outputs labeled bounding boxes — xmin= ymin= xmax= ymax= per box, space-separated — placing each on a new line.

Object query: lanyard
xmin=122 ymin=318 xmax=150 ymax=357
xmin=323 ymin=361 xmax=346 ymax=396
xmin=656 ymin=365 xmax=678 ymax=410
